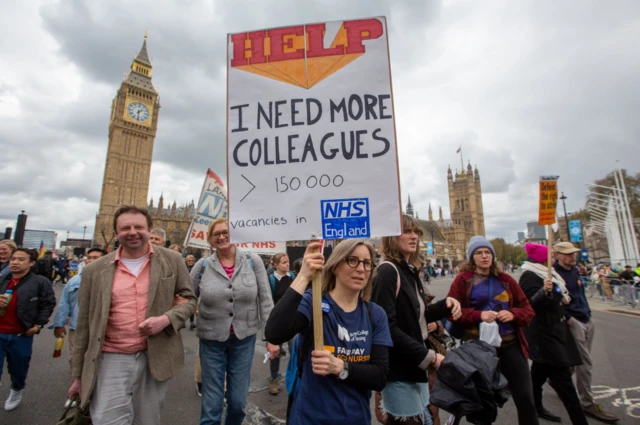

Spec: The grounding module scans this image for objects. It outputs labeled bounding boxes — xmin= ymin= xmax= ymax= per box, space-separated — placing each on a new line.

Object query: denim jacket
xmin=49 ymin=273 xmax=81 ymax=330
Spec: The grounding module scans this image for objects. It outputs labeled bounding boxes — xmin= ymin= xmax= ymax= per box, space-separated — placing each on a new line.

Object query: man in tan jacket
xmin=68 ymin=205 xmax=196 ymax=425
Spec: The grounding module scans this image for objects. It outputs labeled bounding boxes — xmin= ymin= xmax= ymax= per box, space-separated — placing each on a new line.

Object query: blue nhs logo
xmin=320 ymin=198 xmax=370 ymax=239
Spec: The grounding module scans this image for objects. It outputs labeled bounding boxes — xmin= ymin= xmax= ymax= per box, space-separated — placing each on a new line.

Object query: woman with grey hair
xmin=265 ymin=240 xmax=393 ymax=425
xmin=191 ymin=218 xmax=279 ymax=425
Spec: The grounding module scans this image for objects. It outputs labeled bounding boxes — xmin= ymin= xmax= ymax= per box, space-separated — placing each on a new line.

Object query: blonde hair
xmin=380 ymin=215 xmax=424 ymax=268
xmin=0 ymin=240 xmax=17 ymax=252
xmin=321 ymin=239 xmax=376 ymax=301
xmin=207 ymin=218 xmax=228 ymax=240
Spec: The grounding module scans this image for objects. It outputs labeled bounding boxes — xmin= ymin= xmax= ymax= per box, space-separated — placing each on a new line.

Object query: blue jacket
xmin=0 ymin=262 xmax=10 ymax=279
xmin=49 ymin=273 xmax=81 ymax=330
xmin=554 ymin=261 xmax=591 ymax=324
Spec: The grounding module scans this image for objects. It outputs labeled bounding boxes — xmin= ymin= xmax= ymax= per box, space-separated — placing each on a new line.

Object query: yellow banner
xmin=538 ymin=176 xmax=559 ymax=225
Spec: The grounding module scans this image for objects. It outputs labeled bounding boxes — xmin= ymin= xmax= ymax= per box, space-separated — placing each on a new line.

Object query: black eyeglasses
xmin=344 ymin=256 xmax=374 ymax=271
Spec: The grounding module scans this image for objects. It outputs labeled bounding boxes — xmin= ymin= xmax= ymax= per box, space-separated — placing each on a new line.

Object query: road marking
xmin=593 ymin=385 xmax=640 ymax=418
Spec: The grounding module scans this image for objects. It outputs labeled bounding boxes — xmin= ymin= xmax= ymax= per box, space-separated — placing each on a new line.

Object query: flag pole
xmin=460 ymin=146 xmax=464 ymax=171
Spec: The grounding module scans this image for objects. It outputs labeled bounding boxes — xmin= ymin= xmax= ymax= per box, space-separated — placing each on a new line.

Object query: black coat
xmin=372 ymin=259 xmax=450 ymax=383
xmin=0 ymin=271 xmax=56 ymax=331
xmin=519 ymin=270 xmax=582 ymax=368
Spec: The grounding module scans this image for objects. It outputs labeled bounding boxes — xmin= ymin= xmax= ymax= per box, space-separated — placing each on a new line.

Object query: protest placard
xmin=538 ymin=176 xmax=559 ymax=226
xmin=184 ymin=169 xmax=228 ymax=249
xmin=538 ymin=175 xmax=559 ymax=278
xmin=226 ymin=17 xmax=402 ymax=243
xmin=233 ymin=241 xmax=286 ymax=255
xmin=185 ymin=169 xmax=286 ymax=254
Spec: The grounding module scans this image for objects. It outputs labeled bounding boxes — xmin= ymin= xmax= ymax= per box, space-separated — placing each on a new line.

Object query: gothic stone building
xmin=439 ymin=163 xmax=486 ymax=259
xmin=405 ymin=163 xmax=486 ymax=262
xmin=93 ymin=36 xmax=194 ymax=249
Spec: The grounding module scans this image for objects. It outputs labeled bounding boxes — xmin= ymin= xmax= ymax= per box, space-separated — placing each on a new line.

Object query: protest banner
xmin=538 ymin=176 xmax=559 ymax=226
xmin=569 ymin=220 xmax=583 ymax=243
xmin=185 ymin=169 xmax=285 ymax=254
xmin=184 ymin=169 xmax=229 ymax=249
xmin=233 ymin=241 xmax=286 ymax=256
xmin=538 ymin=176 xmax=559 ymax=278
xmin=226 ymin=17 xmax=402 ymax=244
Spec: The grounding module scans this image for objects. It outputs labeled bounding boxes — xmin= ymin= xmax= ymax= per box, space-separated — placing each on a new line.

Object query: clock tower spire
xmin=93 ymin=34 xmax=161 ymax=250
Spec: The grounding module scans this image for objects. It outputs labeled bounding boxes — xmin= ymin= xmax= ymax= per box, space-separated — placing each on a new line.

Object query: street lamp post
xmin=560 ymin=192 xmax=570 ymax=242
xmin=82 ymin=226 xmax=87 ymax=241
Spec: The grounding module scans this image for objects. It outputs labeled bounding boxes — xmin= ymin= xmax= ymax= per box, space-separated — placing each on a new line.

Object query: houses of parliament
xmin=405 ymin=163 xmax=486 ymax=264
xmin=92 ymin=35 xmax=194 ymax=249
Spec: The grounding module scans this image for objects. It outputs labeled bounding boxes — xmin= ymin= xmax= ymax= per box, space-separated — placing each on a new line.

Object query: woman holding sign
xmin=371 ymin=214 xmax=461 ymax=425
xmin=519 ymin=243 xmax=587 ymax=425
xmin=265 ymin=240 xmax=392 ymax=425
xmin=190 ymin=218 xmax=279 ymax=425
xmin=447 ymin=236 xmax=538 ymax=425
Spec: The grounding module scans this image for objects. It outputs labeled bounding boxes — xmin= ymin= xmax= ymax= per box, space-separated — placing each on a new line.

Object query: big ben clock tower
xmin=93 ymin=34 xmax=160 ymax=249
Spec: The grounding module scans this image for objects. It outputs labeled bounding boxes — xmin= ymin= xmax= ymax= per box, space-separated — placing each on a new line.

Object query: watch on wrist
xmin=338 ymin=361 xmax=349 ymax=380
xmin=35 ymin=325 xmax=42 ymax=334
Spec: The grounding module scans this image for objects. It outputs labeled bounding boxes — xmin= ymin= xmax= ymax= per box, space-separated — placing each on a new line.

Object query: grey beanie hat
xmin=467 ymin=236 xmax=496 ymax=260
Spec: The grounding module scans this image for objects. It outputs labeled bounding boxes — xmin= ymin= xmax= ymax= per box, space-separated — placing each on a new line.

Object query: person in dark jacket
xmin=553 ymin=242 xmax=619 ymax=424
xmin=371 ymin=215 xmax=461 ymax=425
xmin=519 ymin=243 xmax=587 ymax=425
xmin=447 ymin=236 xmax=538 ymax=425
xmin=0 ymin=248 xmax=56 ymax=410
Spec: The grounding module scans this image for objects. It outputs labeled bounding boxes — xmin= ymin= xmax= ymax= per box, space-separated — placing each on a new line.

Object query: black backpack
xmin=36 ymin=257 xmax=53 ymax=276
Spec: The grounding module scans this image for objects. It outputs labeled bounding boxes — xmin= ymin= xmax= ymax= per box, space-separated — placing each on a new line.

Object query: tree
xmin=489 ymin=238 xmax=525 ymax=264
xmin=586 ymin=169 xmax=639 ymax=218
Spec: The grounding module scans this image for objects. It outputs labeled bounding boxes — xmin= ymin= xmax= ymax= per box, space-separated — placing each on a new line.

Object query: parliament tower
xmin=439 ymin=163 xmax=485 ymax=258
xmin=93 ymin=35 xmax=160 ymax=248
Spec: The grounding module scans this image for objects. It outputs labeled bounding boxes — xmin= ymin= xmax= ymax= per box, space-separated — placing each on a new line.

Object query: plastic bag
xmin=479 ymin=322 xmax=502 ymax=347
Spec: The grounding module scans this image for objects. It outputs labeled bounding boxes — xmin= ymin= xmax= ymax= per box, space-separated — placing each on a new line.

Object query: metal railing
xmin=582 ymin=277 xmax=638 ymax=308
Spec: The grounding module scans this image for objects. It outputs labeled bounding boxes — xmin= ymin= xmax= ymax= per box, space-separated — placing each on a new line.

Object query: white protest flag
xmin=227 ymin=17 xmax=402 ymax=243
xmin=184 ymin=169 xmax=228 ymax=249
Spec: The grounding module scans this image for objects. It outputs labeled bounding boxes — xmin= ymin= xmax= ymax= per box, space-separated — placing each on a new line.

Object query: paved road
xmin=1 ymin=275 xmax=638 ymax=424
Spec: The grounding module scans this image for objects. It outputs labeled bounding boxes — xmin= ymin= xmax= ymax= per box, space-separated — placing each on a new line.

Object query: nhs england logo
xmin=320 ymin=198 xmax=370 ymax=239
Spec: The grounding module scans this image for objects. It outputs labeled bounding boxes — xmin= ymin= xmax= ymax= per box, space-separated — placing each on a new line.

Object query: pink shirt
xmin=102 ymin=244 xmax=154 ymax=354
xmin=221 ymin=263 xmax=235 ymax=334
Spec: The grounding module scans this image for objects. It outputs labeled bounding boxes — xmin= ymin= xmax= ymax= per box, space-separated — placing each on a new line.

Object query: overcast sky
xmin=1 ymin=0 xmax=639 ymax=245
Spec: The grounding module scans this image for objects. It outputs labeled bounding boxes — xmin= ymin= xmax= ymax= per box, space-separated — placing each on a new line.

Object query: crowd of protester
xmin=0 ymin=209 xmax=624 ymax=425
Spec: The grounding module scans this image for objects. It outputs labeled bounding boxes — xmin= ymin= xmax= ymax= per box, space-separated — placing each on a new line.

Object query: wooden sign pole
xmin=547 ymin=225 xmax=554 ymax=280
xmin=311 ymin=242 xmax=324 ymax=350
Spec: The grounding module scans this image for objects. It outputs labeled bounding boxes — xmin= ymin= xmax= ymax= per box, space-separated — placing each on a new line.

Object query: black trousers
xmin=531 ymin=362 xmax=588 ymax=425
xmin=498 ymin=342 xmax=539 ymax=425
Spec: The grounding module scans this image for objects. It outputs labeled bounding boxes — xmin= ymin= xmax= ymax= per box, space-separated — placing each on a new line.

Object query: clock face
xmin=127 ymin=102 xmax=150 ymax=122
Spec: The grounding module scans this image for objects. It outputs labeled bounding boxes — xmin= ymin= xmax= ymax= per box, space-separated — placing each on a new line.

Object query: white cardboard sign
xmin=226 ymin=16 xmax=402 ymax=243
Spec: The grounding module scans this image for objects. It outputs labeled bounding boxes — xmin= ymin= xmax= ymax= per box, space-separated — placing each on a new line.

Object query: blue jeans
xmin=199 ymin=334 xmax=256 ymax=425
xmin=0 ymin=333 xmax=34 ymax=391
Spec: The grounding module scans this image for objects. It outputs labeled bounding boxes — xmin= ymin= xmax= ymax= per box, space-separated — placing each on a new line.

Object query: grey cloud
xmin=1 ymin=0 xmax=639 ymax=243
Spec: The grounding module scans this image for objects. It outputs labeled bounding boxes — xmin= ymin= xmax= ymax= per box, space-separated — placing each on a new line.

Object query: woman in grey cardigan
xmin=191 ymin=218 xmax=279 ymax=425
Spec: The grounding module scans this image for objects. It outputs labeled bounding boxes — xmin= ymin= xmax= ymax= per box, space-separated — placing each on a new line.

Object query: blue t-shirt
xmin=290 ymin=290 xmax=392 ymax=425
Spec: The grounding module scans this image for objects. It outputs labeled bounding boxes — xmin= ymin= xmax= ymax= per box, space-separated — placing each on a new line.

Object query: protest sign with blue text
xmin=184 ymin=169 xmax=228 ymax=249
xmin=226 ymin=17 xmax=402 ymax=243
